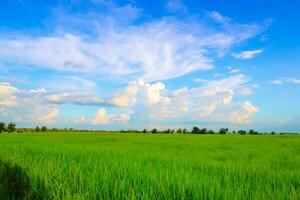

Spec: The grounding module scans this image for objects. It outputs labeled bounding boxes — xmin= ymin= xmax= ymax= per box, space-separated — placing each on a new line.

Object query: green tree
xmin=7 ymin=122 xmax=16 ymax=133
xmin=165 ymin=129 xmax=171 ymax=134
xmin=238 ymin=130 xmax=247 ymax=135
xmin=142 ymin=129 xmax=147 ymax=134
xmin=249 ymin=129 xmax=258 ymax=135
xmin=0 ymin=122 xmax=5 ymax=133
xmin=219 ymin=128 xmax=228 ymax=134
xmin=191 ymin=127 xmax=200 ymax=134
xmin=182 ymin=128 xmax=188 ymax=134
xmin=199 ymin=128 xmax=207 ymax=134
xmin=177 ymin=129 xmax=182 ymax=134
xmin=35 ymin=126 xmax=41 ymax=132
xmin=151 ymin=128 xmax=158 ymax=134
xmin=207 ymin=129 xmax=215 ymax=134
xmin=41 ymin=126 xmax=47 ymax=132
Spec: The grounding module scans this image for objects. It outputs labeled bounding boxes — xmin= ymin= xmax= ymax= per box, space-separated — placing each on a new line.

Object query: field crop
xmin=0 ymin=133 xmax=299 ymax=199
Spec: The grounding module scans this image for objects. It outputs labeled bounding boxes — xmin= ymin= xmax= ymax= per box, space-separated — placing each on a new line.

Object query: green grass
xmin=0 ymin=133 xmax=299 ymax=199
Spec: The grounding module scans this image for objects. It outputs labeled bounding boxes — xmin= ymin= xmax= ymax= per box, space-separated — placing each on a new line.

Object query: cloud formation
xmin=91 ymin=108 xmax=130 ymax=125
xmin=232 ymin=49 xmax=263 ymax=59
xmin=0 ymin=1 xmax=265 ymax=128
xmin=0 ymin=9 xmax=262 ymax=82
xmin=0 ymin=83 xmax=59 ymax=124
xmin=270 ymin=77 xmax=300 ymax=85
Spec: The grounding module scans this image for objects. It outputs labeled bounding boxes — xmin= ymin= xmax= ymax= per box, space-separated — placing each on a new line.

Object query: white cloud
xmin=232 ymin=49 xmax=263 ymax=59
xmin=46 ymin=92 xmax=104 ymax=106
xmin=37 ymin=108 xmax=59 ymax=124
xmin=0 ymin=82 xmax=19 ymax=107
xmin=270 ymin=77 xmax=300 ymax=85
xmin=239 ymin=87 xmax=253 ymax=96
xmin=111 ymin=81 xmax=139 ymax=107
xmin=229 ymin=101 xmax=259 ymax=124
xmin=91 ymin=108 xmax=109 ymax=125
xmin=0 ymin=73 xmax=259 ymax=126
xmin=0 ymin=82 xmax=59 ymax=124
xmin=137 ymin=74 xmax=258 ymax=124
xmin=0 ymin=11 xmax=262 ymax=81
xmin=30 ymin=88 xmax=47 ymax=94
xmin=193 ymin=78 xmax=208 ymax=83
xmin=229 ymin=69 xmax=241 ymax=74
xmin=0 ymin=5 xmax=264 ymax=127
xmin=91 ymin=108 xmax=130 ymax=125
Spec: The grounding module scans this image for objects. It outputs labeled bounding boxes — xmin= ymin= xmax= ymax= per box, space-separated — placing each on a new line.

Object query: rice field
xmin=0 ymin=133 xmax=299 ymax=199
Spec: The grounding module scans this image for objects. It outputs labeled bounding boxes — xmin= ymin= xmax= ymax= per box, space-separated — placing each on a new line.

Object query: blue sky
xmin=0 ymin=0 xmax=300 ymax=132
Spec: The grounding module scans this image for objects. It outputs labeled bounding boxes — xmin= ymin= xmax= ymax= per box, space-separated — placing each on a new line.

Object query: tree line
xmin=0 ymin=122 xmax=16 ymax=133
xmin=0 ymin=121 xmax=297 ymax=135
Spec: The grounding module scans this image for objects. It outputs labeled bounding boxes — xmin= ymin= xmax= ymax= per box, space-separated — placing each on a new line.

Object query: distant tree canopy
xmin=191 ymin=127 xmax=200 ymax=134
xmin=151 ymin=128 xmax=158 ymax=134
xmin=0 ymin=121 xmax=295 ymax=135
xmin=249 ymin=129 xmax=258 ymax=135
xmin=238 ymin=130 xmax=247 ymax=135
xmin=219 ymin=128 xmax=229 ymax=134
xmin=0 ymin=122 xmax=5 ymax=133
xmin=41 ymin=126 xmax=47 ymax=132
xmin=35 ymin=126 xmax=41 ymax=132
xmin=7 ymin=122 xmax=16 ymax=133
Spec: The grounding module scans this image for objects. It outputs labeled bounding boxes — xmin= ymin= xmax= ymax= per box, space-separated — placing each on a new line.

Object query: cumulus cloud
xmin=270 ymin=77 xmax=300 ymax=85
xmin=232 ymin=49 xmax=263 ymax=59
xmin=0 ymin=82 xmax=19 ymax=107
xmin=91 ymin=108 xmax=130 ymax=125
xmin=0 ymin=2 xmax=265 ymax=127
xmin=0 ymin=73 xmax=259 ymax=126
xmin=36 ymin=108 xmax=59 ymax=124
xmin=229 ymin=101 xmax=259 ymax=124
xmin=130 ymin=74 xmax=259 ymax=123
xmin=111 ymin=81 xmax=139 ymax=107
xmin=0 ymin=82 xmax=59 ymax=124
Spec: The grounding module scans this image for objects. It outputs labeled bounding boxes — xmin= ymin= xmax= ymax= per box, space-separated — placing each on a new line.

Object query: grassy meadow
xmin=0 ymin=133 xmax=299 ymax=199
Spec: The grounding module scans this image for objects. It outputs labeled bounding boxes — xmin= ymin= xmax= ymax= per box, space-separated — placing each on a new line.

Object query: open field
xmin=0 ymin=133 xmax=299 ymax=199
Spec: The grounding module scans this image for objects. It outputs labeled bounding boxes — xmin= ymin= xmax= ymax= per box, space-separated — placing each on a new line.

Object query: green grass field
xmin=0 ymin=133 xmax=299 ymax=199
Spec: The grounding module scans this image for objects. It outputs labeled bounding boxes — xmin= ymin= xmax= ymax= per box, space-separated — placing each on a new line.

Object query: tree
xmin=207 ymin=129 xmax=215 ymax=134
xmin=151 ymin=128 xmax=158 ymax=134
xmin=142 ymin=129 xmax=147 ymax=134
xmin=199 ymin=128 xmax=207 ymax=134
xmin=0 ymin=122 xmax=5 ymax=133
xmin=219 ymin=128 xmax=228 ymax=134
xmin=35 ymin=126 xmax=41 ymax=132
xmin=191 ymin=127 xmax=200 ymax=134
xmin=249 ymin=129 xmax=258 ymax=135
xmin=7 ymin=122 xmax=16 ymax=133
xmin=177 ymin=129 xmax=182 ymax=134
xmin=182 ymin=129 xmax=188 ymax=134
xmin=271 ymin=131 xmax=275 ymax=135
xmin=41 ymin=126 xmax=47 ymax=132
xmin=238 ymin=130 xmax=247 ymax=135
